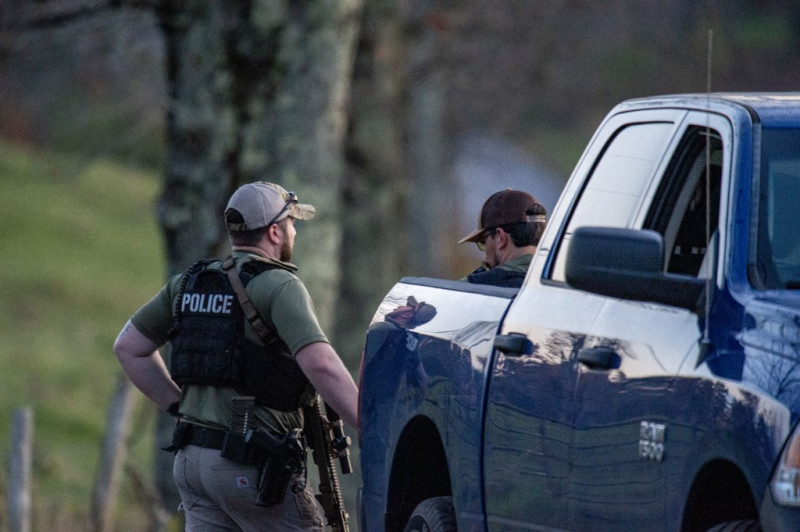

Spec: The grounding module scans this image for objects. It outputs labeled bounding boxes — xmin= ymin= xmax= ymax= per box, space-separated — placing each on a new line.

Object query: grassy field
xmin=0 ymin=141 xmax=167 ymax=530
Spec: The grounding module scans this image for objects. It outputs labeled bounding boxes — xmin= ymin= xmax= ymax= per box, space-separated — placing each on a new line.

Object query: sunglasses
xmin=266 ymin=191 xmax=297 ymax=227
xmin=476 ymin=227 xmax=497 ymax=251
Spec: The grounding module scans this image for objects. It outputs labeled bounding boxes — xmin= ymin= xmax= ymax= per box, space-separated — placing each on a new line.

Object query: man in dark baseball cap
xmin=459 ymin=189 xmax=547 ymax=288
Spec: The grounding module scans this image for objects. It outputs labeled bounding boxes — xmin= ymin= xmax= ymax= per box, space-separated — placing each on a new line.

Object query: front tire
xmin=403 ymin=496 xmax=456 ymax=532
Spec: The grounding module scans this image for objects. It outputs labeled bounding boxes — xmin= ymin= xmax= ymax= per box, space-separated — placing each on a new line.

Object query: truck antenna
xmin=699 ymin=29 xmax=714 ymax=366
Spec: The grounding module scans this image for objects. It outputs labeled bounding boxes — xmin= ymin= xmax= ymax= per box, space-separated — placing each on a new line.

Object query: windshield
xmin=753 ymin=128 xmax=800 ymax=289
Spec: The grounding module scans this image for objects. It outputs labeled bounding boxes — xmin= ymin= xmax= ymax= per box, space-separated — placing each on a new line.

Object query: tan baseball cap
xmin=459 ymin=189 xmax=546 ymax=244
xmin=225 ymin=181 xmax=316 ymax=231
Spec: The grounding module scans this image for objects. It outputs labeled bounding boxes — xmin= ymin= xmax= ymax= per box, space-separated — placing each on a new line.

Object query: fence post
xmin=91 ymin=373 xmax=136 ymax=532
xmin=9 ymin=407 xmax=33 ymax=532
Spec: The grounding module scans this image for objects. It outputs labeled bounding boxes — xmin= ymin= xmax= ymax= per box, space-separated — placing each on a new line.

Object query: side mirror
xmin=565 ymin=226 xmax=706 ymax=312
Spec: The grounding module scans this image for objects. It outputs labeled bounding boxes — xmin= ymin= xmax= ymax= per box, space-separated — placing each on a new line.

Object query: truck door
xmin=483 ymin=109 xmax=688 ymax=530
xmin=566 ymin=113 xmax=729 ymax=531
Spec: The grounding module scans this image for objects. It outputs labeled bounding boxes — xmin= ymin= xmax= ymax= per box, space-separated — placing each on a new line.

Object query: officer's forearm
xmin=296 ymin=342 xmax=358 ymax=428
xmin=119 ymin=351 xmax=181 ymax=410
xmin=114 ymin=320 xmax=181 ymax=411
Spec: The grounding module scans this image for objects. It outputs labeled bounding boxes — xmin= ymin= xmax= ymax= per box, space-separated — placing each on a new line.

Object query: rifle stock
xmin=304 ymin=396 xmax=352 ymax=532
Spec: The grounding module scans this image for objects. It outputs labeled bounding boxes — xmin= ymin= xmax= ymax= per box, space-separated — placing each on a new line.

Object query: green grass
xmin=0 ymin=141 xmax=166 ymax=529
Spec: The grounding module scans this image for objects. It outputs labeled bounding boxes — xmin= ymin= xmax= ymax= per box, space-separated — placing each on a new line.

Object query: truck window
xmin=645 ymin=127 xmax=722 ymax=277
xmin=752 ymin=128 xmax=800 ymax=289
xmin=550 ymin=122 xmax=674 ymax=282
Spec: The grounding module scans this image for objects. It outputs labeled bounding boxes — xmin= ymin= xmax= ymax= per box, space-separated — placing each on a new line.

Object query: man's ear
xmin=265 ymin=224 xmax=282 ymax=244
xmin=495 ymin=227 xmax=510 ymax=248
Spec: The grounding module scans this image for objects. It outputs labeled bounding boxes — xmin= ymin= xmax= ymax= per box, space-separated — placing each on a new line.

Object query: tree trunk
xmin=234 ymin=0 xmax=365 ymax=329
xmin=404 ymin=4 xmax=454 ymax=278
xmin=336 ymin=0 xmax=411 ymax=359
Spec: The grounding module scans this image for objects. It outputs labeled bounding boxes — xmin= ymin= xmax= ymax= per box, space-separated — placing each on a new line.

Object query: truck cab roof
xmin=617 ymin=92 xmax=800 ymax=126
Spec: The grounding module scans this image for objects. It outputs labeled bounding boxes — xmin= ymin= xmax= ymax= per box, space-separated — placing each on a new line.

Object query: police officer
xmin=113 ymin=181 xmax=358 ymax=531
xmin=459 ymin=189 xmax=547 ymax=288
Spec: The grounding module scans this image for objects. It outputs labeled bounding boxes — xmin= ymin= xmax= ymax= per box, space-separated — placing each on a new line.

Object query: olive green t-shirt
xmin=130 ymin=250 xmax=328 ymax=433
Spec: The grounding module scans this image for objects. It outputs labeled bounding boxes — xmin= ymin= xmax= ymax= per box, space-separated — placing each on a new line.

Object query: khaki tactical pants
xmin=173 ymin=445 xmax=324 ymax=531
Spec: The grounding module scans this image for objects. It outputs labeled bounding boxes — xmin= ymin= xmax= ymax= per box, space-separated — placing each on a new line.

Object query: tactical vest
xmin=168 ymin=259 xmax=310 ymax=412
xmin=466 ymin=265 xmax=526 ymax=288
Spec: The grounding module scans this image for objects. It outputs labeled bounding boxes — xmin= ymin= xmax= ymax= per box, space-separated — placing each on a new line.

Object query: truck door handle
xmin=494 ymin=334 xmax=532 ymax=356
xmin=578 ymin=346 xmax=619 ymax=370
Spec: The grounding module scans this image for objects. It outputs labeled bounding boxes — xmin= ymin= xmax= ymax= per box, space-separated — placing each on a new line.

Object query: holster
xmin=220 ymin=426 xmax=305 ymax=507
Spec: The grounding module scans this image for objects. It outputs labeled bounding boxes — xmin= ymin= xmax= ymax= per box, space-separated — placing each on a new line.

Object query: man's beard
xmin=280 ymin=239 xmax=293 ymax=262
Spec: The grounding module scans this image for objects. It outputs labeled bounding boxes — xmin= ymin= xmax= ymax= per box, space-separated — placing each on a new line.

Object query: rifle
xmin=304 ymin=396 xmax=353 ymax=532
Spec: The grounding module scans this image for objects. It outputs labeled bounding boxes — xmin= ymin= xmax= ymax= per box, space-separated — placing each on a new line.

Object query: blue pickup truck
xmin=358 ymin=94 xmax=800 ymax=531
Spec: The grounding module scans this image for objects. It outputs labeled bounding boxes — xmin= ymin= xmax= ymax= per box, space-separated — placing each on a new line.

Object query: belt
xmin=183 ymin=424 xmax=227 ymax=450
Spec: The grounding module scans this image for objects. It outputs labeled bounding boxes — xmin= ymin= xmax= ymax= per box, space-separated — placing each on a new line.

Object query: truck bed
xmin=359 ymin=276 xmax=516 ymax=532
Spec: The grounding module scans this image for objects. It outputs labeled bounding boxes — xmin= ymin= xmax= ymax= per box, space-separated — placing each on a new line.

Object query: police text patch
xmin=180 ymin=292 xmax=235 ymax=315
